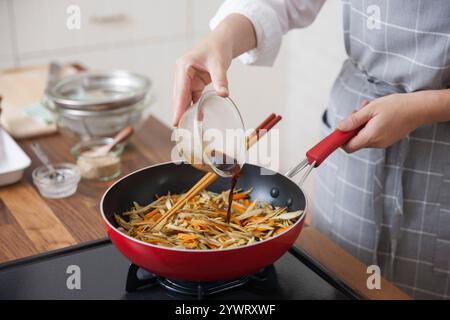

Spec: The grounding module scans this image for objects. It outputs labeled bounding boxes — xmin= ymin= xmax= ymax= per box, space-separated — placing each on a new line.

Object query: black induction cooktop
xmin=0 ymin=239 xmax=360 ymax=300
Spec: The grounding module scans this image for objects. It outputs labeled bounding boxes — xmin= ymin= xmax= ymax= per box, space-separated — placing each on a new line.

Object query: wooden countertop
xmin=0 ymin=117 xmax=409 ymax=299
xmin=0 ymin=116 xmax=173 ymax=259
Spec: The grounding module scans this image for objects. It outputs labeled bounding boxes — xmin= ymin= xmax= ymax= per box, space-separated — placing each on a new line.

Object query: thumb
xmin=210 ymin=64 xmax=229 ymax=97
xmin=337 ymin=100 xmax=371 ymax=131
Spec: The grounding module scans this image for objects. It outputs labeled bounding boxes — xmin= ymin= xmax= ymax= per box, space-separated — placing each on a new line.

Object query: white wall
xmin=1 ymin=0 xmax=346 ymax=193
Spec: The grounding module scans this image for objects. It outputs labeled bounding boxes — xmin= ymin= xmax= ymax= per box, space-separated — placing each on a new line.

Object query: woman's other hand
xmin=337 ymin=93 xmax=429 ymax=153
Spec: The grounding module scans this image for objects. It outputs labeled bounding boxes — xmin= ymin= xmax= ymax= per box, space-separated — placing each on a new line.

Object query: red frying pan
xmin=101 ymin=125 xmax=363 ymax=282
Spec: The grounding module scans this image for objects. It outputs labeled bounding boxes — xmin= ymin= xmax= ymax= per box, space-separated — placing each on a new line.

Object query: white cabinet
xmin=0 ymin=0 xmax=16 ymax=67
xmin=13 ymin=0 xmax=188 ymax=55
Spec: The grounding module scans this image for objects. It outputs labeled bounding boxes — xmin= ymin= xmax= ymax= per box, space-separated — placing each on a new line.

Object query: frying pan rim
xmin=100 ymin=161 xmax=308 ymax=253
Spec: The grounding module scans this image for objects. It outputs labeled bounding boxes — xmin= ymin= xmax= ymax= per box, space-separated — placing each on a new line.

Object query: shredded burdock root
xmin=115 ymin=188 xmax=303 ymax=250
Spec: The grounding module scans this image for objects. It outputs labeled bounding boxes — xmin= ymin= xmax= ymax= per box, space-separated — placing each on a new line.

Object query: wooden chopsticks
xmin=150 ymin=113 xmax=282 ymax=231
xmin=247 ymin=114 xmax=282 ymax=148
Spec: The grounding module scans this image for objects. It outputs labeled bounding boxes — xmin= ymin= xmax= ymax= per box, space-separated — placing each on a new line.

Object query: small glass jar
xmin=32 ymin=163 xmax=80 ymax=199
xmin=71 ymin=138 xmax=124 ymax=181
xmin=174 ymin=91 xmax=246 ymax=177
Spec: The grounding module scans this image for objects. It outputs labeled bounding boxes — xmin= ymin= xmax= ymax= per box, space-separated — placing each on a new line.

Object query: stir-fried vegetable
xmin=115 ymin=188 xmax=303 ymax=250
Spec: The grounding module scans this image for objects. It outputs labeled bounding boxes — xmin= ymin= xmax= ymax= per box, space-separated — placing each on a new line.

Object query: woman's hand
xmin=337 ymin=92 xmax=428 ymax=153
xmin=172 ymin=14 xmax=257 ymax=126
xmin=172 ymin=39 xmax=232 ymax=126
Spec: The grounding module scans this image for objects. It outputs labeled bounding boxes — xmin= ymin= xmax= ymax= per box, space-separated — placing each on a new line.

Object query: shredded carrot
xmin=254 ymin=227 xmax=268 ymax=232
xmin=231 ymin=217 xmax=242 ymax=226
xmin=143 ymin=208 xmax=159 ymax=220
xmin=152 ymin=213 xmax=162 ymax=221
xmin=274 ymin=227 xmax=287 ymax=235
xmin=191 ymin=220 xmax=207 ymax=229
xmin=247 ymin=216 xmax=265 ymax=222
xmin=184 ymin=241 xmax=198 ymax=249
xmin=232 ymin=193 xmax=248 ymax=200
xmin=189 ymin=195 xmax=199 ymax=204
xmin=177 ymin=233 xmax=199 ymax=242
xmin=232 ymin=203 xmax=246 ymax=214
xmin=216 ymin=209 xmax=227 ymax=216
xmin=214 ymin=224 xmax=229 ymax=232
xmin=145 ymin=239 xmax=161 ymax=244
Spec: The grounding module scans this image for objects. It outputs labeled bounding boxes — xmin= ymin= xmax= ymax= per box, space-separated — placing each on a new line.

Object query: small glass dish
xmin=32 ymin=163 xmax=80 ymax=199
xmin=71 ymin=138 xmax=124 ymax=181
xmin=175 ymin=90 xmax=246 ymax=177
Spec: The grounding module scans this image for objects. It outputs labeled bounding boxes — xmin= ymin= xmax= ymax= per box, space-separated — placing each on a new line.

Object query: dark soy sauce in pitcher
xmin=210 ymin=150 xmax=241 ymax=223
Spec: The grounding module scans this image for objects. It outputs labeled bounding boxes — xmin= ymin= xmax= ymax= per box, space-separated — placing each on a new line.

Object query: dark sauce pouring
xmin=210 ymin=150 xmax=241 ymax=223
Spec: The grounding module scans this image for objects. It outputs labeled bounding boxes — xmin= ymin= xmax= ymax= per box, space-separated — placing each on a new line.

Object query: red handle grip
xmin=306 ymin=124 xmax=364 ymax=167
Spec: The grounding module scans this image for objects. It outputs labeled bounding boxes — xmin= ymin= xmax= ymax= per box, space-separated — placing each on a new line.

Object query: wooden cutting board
xmin=0 ymin=64 xmax=81 ymax=139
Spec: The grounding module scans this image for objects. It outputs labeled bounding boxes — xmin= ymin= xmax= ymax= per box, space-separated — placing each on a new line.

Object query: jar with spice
xmin=71 ymin=138 xmax=124 ymax=181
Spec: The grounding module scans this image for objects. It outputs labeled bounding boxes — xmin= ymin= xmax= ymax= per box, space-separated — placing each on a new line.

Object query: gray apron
xmin=311 ymin=0 xmax=450 ymax=299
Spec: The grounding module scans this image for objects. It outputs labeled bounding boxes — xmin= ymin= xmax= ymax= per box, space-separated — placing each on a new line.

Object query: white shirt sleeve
xmin=210 ymin=0 xmax=327 ymax=66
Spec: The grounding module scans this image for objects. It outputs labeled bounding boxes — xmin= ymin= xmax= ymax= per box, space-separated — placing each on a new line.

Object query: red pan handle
xmin=306 ymin=125 xmax=364 ymax=167
xmin=307 ymin=100 xmax=370 ymax=167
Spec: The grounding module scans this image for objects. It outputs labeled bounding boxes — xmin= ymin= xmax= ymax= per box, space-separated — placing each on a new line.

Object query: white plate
xmin=0 ymin=128 xmax=31 ymax=186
